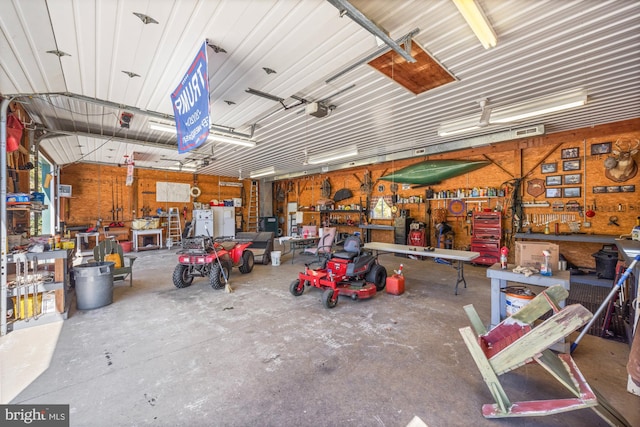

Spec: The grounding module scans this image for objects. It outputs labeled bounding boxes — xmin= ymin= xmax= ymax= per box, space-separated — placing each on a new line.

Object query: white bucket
xmin=271 ymin=251 xmax=281 ymax=266
xmin=504 ymin=286 xmax=535 ymax=316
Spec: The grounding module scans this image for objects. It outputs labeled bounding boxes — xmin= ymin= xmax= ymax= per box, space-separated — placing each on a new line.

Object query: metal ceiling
xmin=1 ymin=0 xmax=639 ymax=180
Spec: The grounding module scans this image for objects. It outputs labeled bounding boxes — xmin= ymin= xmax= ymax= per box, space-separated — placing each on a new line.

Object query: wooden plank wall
xmin=60 ymin=164 xmax=248 ymax=227
xmin=278 ymin=118 xmax=640 ymax=269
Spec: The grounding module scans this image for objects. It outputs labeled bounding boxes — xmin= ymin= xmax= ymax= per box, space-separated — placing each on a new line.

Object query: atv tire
xmin=210 ymin=262 xmax=230 ymax=289
xmin=239 ymin=250 xmax=255 ymax=274
xmin=173 ymin=264 xmax=193 ymax=288
xmin=366 ymin=264 xmax=387 ymax=291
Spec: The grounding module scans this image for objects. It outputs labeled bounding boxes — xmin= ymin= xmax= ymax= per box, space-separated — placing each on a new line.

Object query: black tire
xmin=209 ymin=262 xmax=230 ymax=289
xmin=366 ymin=264 xmax=387 ymax=291
xmin=172 ymin=264 xmax=193 ymax=288
xmin=239 ymin=250 xmax=254 ymax=274
xmin=262 ymin=251 xmax=271 ymax=265
xmin=290 ymin=279 xmax=305 ymax=296
xmin=322 ymin=288 xmax=338 ymax=309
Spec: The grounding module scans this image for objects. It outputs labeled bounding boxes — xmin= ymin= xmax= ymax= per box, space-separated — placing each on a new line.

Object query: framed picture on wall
xmin=593 ymin=186 xmax=607 ymax=194
xmin=546 ymin=188 xmax=562 ymax=198
xmin=541 ymin=163 xmax=557 ymax=174
xmin=545 ymin=175 xmax=562 ymax=186
xmin=561 ymin=147 xmax=580 ymax=159
xmin=591 ymin=142 xmax=612 ymax=155
xmin=563 ymin=174 xmax=581 ymax=184
xmin=621 ymin=185 xmax=636 ymax=192
xmin=562 ymin=159 xmax=581 ymax=171
xmin=563 ymin=187 xmax=581 ymax=198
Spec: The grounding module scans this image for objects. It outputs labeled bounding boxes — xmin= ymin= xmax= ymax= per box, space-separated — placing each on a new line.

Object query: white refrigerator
xmin=212 ymin=206 xmax=235 ymax=238
xmin=193 ymin=209 xmax=214 ymax=236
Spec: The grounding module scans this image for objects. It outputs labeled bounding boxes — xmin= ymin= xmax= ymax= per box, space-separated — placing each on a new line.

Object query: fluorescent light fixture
xmin=208 ymin=134 xmax=256 ymax=148
xmin=452 ymin=0 xmax=497 ymax=49
xmin=249 ymin=166 xmax=276 ymax=178
xmin=149 ymin=122 xmax=177 ymax=133
xmin=307 ymin=145 xmax=358 ymax=165
xmin=149 ymin=122 xmax=256 ymax=147
xmin=438 ymin=89 xmax=588 ymax=136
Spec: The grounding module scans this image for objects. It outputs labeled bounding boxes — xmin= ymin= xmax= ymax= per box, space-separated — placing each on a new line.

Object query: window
xmin=370 ymin=197 xmax=392 ymax=219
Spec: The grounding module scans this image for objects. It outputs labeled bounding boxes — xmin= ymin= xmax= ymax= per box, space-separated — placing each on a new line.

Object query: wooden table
xmin=76 ymin=232 xmax=100 ymax=257
xmin=132 ymin=228 xmax=163 ymax=252
xmin=364 ymin=242 xmax=480 ymax=294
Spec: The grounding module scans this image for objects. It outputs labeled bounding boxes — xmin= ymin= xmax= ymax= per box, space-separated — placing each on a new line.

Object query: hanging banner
xmin=171 ymin=41 xmax=210 ymax=154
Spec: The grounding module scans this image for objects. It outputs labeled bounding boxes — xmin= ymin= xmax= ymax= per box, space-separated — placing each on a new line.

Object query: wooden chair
xmin=91 ymin=239 xmax=137 ymax=286
xmin=459 ymin=285 xmax=630 ymax=426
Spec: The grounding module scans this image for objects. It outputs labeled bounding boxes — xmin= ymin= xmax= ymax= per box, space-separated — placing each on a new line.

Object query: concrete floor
xmin=7 ymin=246 xmax=640 ymax=427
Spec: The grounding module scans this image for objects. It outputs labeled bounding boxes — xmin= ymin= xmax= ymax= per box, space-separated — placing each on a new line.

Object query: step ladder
xmin=167 ymin=207 xmax=182 ymax=247
xmin=247 ymin=181 xmax=259 ymax=232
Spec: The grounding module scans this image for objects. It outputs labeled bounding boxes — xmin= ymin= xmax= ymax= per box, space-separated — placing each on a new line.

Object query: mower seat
xmin=332 ymin=236 xmax=361 ymax=260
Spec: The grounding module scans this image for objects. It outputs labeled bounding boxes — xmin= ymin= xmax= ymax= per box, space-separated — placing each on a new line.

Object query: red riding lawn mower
xmin=290 ymin=236 xmax=387 ymax=308
xmin=173 ymin=236 xmax=254 ymax=290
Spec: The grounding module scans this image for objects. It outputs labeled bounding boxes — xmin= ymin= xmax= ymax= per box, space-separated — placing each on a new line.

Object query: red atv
xmin=173 ymin=236 xmax=254 ymax=289
xmin=290 ymin=236 xmax=387 ymax=308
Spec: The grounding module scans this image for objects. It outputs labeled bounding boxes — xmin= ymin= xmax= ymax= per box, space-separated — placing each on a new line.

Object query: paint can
xmin=504 ymin=286 xmax=536 ymax=316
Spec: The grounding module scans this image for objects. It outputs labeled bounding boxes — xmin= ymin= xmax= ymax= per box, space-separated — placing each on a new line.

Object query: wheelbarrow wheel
xmin=366 ymin=264 xmax=387 ymax=291
xmin=210 ymin=262 xmax=230 ymax=290
xmin=239 ymin=250 xmax=254 ymax=274
xmin=172 ymin=264 xmax=193 ymax=288
xmin=322 ymin=288 xmax=338 ymax=309
xmin=290 ymin=279 xmax=306 ymax=296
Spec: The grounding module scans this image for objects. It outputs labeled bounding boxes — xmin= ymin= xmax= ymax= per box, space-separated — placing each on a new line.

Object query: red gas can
xmin=386 ymin=274 xmax=405 ymax=295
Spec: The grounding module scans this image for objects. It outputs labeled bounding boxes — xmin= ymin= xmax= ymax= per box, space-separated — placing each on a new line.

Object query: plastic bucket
xmin=271 ymin=251 xmax=281 ymax=266
xmin=74 ymin=262 xmax=115 ymax=310
xmin=504 ymin=286 xmax=535 ymax=316
xmin=120 ymin=241 xmax=133 ymax=253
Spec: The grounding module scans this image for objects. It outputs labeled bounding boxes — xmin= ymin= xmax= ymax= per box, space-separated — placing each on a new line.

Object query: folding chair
xmin=302 ymin=227 xmax=336 ymax=266
xmin=459 ymin=285 xmax=630 ymax=426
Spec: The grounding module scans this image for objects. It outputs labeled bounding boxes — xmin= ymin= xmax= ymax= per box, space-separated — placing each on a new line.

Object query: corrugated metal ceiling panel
xmin=0 ymin=0 xmax=638 ymax=179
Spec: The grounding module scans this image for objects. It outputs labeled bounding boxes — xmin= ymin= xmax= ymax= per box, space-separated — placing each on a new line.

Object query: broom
xmin=570 ymin=254 xmax=639 ymax=353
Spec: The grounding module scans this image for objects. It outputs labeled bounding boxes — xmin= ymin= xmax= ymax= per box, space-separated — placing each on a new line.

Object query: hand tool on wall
xmin=111 ymin=179 xmax=116 ymax=221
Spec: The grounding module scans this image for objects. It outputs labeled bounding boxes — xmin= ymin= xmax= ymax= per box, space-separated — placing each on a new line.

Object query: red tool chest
xmin=471 ymin=211 xmax=502 ymax=266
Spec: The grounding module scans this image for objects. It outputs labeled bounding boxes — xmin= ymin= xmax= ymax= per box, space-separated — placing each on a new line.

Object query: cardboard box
xmin=515 ymin=241 xmax=560 ymax=269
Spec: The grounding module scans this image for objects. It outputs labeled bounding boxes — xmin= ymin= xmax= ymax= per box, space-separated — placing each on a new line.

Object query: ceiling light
xmin=307 ymin=145 xmax=358 ymax=165
xmin=149 ymin=122 xmax=257 ymax=147
xmin=452 ymin=0 xmax=497 ymax=49
xmin=490 ymin=89 xmax=588 ymax=123
xmin=149 ymin=122 xmax=177 ymax=133
xmin=438 ymin=89 xmax=588 ymax=136
xmin=249 ymin=166 xmax=276 ymax=178
xmin=208 ymin=134 xmax=256 ymax=148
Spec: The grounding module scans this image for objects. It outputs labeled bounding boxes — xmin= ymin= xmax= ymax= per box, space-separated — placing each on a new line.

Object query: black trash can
xmin=74 ymin=262 xmax=115 ymax=310
xmin=591 ymin=246 xmax=618 ymax=280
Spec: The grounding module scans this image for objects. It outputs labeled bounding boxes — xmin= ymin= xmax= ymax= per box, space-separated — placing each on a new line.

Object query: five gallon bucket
xmin=74 ymin=262 xmax=115 ymax=310
xmin=504 ymin=286 xmax=535 ymax=316
xmin=271 ymin=251 xmax=281 ymax=266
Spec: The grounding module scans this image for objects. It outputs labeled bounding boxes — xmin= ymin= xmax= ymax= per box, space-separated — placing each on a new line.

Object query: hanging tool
xmin=111 ymin=179 xmax=116 ymax=221
xmin=608 ymin=216 xmax=619 ymax=226
xmin=571 ymin=255 xmax=640 ymax=353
